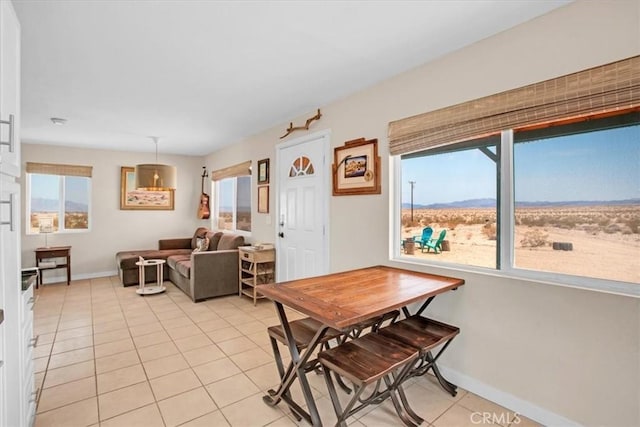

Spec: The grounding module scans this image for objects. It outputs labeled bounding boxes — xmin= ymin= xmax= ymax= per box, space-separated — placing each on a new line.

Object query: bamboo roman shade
xmin=388 ymin=56 xmax=640 ymax=156
xmin=26 ymin=162 xmax=93 ymax=177
xmin=211 ymin=160 xmax=251 ymax=181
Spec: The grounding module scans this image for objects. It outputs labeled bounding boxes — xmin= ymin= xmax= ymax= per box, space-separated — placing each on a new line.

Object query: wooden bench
xmin=378 ymin=316 xmax=460 ymax=396
xmin=318 ymin=333 xmax=421 ymax=427
xmin=267 ymin=317 xmax=343 ymax=375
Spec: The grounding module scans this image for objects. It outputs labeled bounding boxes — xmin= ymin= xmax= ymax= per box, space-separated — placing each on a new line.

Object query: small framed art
xmin=257 ymin=185 xmax=269 ymax=213
xmin=257 ymin=158 xmax=270 ymax=184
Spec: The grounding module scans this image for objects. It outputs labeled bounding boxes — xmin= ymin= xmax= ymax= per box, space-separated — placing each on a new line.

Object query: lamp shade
xmin=135 ymin=164 xmax=177 ymax=191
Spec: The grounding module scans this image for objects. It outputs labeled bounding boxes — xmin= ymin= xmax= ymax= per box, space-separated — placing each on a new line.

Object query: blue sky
xmin=219 ymin=176 xmax=251 ymax=211
xmin=402 ymin=124 xmax=640 ymax=204
xmin=30 ymin=175 xmax=89 ymax=206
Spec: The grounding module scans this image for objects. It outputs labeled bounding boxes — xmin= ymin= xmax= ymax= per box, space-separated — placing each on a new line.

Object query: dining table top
xmin=259 ymin=265 xmax=465 ymax=330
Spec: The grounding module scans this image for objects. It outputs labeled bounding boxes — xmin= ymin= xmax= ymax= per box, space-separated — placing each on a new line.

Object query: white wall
xmin=204 ymin=1 xmax=640 ymax=425
xmin=21 ymin=144 xmax=205 ymax=279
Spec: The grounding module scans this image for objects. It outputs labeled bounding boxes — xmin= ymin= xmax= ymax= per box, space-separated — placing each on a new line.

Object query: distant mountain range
xmin=31 ymin=198 xmax=88 ymax=213
xmin=402 ymin=198 xmax=640 ymax=209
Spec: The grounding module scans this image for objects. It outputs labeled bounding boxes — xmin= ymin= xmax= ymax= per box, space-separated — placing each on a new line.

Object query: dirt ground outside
xmin=401 ymin=210 xmax=640 ymax=284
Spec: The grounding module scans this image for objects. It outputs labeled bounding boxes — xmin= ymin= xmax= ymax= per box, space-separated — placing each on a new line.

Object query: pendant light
xmin=135 ymin=136 xmax=177 ymax=190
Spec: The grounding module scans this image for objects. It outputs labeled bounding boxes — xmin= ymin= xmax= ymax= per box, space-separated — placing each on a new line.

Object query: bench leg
xmin=425 ymin=351 xmax=457 ymax=397
xmin=390 ymin=371 xmax=424 ymax=425
xmin=384 ymin=376 xmax=420 ymax=427
xmin=323 ymin=366 xmax=365 ymax=427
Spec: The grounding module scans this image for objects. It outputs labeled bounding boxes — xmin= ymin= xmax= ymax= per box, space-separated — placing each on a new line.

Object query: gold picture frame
xmin=120 ymin=166 xmax=175 ymax=210
xmin=257 ymin=185 xmax=269 ymax=213
xmin=332 ymin=138 xmax=381 ymax=196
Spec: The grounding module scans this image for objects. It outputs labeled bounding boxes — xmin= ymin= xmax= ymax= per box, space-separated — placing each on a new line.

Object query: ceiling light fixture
xmin=50 ymin=117 xmax=67 ymax=125
xmin=135 ymin=136 xmax=177 ymax=191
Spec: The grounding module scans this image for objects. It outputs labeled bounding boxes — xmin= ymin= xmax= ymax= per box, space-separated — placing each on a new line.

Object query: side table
xmin=238 ymin=246 xmax=275 ymax=305
xmin=135 ymin=258 xmax=167 ymax=295
xmin=34 ymin=246 xmax=71 ymax=288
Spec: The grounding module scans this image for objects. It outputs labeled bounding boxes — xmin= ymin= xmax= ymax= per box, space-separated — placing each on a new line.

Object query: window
xmin=211 ymin=160 xmax=252 ymax=233
xmin=26 ymin=166 xmax=92 ymax=234
xmin=397 ymin=112 xmax=640 ymax=287
xmin=513 ymin=115 xmax=640 ymax=284
xmin=213 ymin=171 xmax=251 ymax=233
xmin=401 ymin=137 xmax=498 ymax=269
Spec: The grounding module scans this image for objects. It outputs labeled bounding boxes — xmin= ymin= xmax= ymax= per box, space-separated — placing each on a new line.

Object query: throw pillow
xmin=193 ymin=236 xmax=210 ymax=253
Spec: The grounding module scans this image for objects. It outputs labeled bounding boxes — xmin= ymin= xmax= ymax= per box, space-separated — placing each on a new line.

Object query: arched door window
xmin=289 ymin=156 xmax=315 ymax=177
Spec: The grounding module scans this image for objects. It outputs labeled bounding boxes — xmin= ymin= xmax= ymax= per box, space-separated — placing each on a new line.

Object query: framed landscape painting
xmin=332 ymin=138 xmax=381 ymax=196
xmin=120 ymin=166 xmax=175 ymax=210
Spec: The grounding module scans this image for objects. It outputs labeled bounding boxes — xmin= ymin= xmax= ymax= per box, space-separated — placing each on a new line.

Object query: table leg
xmin=139 ymin=265 xmax=145 ymax=294
xmin=66 ymin=254 xmax=71 ymax=285
xmin=262 ymin=302 xmax=326 ymax=426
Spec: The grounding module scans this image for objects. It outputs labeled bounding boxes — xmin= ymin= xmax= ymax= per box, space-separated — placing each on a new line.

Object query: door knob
xmin=278 ymin=232 xmax=284 ymax=238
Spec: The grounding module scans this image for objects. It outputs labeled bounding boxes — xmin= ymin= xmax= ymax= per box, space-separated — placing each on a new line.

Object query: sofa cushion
xmin=167 ymin=254 xmax=191 ymax=270
xmin=174 ymin=259 xmax=192 ymax=278
xmin=217 ymin=234 xmax=245 ymax=250
xmin=191 ymin=227 xmax=209 ymax=249
xmin=117 ymin=249 xmax=192 ymax=270
xmin=206 ymin=231 xmax=223 ymax=251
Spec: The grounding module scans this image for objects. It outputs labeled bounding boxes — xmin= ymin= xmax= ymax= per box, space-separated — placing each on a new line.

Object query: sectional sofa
xmin=115 ymin=227 xmax=245 ymax=302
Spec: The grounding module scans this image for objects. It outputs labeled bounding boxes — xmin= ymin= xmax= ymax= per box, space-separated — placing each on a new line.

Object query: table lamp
xmin=38 ymin=218 xmax=54 ymax=248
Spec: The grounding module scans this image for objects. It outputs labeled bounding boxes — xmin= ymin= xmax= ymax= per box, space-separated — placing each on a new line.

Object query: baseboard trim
xmin=40 ymin=270 xmax=117 ymax=285
xmin=438 ymin=366 xmax=581 ymax=427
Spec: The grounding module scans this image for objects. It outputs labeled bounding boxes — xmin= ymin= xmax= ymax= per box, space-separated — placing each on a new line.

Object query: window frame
xmin=392 ymin=120 xmax=640 ymax=298
xmin=26 ymin=172 xmax=92 ymax=235
xmin=211 ymin=175 xmax=252 ymax=236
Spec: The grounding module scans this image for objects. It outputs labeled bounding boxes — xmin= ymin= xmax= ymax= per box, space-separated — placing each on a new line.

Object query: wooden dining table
xmin=259 ymin=265 xmax=465 ymax=426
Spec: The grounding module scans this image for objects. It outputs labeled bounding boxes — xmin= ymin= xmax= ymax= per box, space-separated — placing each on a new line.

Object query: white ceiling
xmin=13 ymin=0 xmax=570 ymax=156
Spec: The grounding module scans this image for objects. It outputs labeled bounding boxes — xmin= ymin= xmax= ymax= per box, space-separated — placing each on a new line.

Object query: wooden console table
xmin=35 ymin=246 xmax=71 ymax=288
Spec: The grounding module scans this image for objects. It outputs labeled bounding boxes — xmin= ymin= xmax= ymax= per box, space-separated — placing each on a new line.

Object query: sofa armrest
xmin=190 ymin=250 xmax=239 ymax=301
xmin=159 ymin=238 xmax=192 ymax=250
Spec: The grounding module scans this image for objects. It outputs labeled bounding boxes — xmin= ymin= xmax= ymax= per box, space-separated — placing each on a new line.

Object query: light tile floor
xmin=32 ymin=276 xmax=540 ymax=427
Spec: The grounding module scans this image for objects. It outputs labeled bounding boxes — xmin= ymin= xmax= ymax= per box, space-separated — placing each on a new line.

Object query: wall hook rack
xmin=280 ymin=108 xmax=322 ymax=139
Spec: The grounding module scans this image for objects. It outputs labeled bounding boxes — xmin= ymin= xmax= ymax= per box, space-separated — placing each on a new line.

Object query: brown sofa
xmin=115 ymin=227 xmax=245 ymax=302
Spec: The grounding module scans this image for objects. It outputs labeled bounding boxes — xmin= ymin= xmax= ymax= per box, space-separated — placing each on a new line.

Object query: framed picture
xmin=332 ymin=138 xmax=381 ymax=196
xmin=120 ymin=166 xmax=175 ymax=210
xmin=257 ymin=185 xmax=269 ymax=213
xmin=257 ymin=158 xmax=270 ymax=184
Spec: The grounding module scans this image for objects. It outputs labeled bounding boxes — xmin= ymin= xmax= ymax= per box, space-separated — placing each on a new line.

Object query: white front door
xmin=276 ymin=130 xmax=330 ymax=281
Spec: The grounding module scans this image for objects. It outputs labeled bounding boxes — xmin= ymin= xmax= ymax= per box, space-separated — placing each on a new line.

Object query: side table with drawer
xmin=34 ymin=246 xmax=71 ymax=288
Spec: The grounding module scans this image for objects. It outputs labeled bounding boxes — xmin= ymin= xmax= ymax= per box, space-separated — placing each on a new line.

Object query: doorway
xmin=275 ymin=130 xmax=330 ymax=281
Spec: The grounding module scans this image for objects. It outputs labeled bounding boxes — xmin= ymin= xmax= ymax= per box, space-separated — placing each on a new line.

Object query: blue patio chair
xmin=413 ymin=227 xmax=433 ymax=249
xmin=423 ymin=229 xmax=447 ymax=253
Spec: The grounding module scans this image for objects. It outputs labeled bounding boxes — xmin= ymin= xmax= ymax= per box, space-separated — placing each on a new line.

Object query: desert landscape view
xmin=29 ymin=212 xmax=89 ymax=233
xmin=401 ymin=205 xmax=640 ymax=284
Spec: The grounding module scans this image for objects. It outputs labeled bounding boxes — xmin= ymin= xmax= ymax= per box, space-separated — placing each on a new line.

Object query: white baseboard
xmin=438 ymin=366 xmax=582 ymax=427
xmin=40 ymin=270 xmax=117 ymax=285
